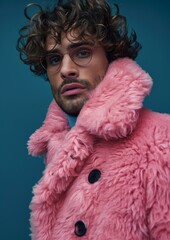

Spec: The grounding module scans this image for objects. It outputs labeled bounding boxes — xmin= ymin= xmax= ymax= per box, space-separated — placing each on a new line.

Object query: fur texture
xmin=28 ymin=58 xmax=170 ymax=240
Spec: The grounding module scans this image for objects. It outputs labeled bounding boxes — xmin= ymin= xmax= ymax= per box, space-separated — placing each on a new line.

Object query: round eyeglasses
xmin=40 ymin=44 xmax=95 ymax=73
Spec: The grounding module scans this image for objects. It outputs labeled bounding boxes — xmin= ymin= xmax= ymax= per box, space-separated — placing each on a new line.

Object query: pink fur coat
xmin=28 ymin=58 xmax=170 ymax=240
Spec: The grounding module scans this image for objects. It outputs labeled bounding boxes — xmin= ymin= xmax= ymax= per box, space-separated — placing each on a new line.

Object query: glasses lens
xmin=41 ymin=53 xmax=62 ymax=72
xmin=71 ymin=46 xmax=93 ymax=66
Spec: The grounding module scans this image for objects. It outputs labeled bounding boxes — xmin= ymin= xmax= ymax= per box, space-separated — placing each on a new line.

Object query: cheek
xmin=88 ymin=63 xmax=108 ymax=82
xmin=89 ymin=57 xmax=109 ymax=79
xmin=100 ymin=60 xmax=109 ymax=76
xmin=48 ymin=75 xmax=61 ymax=91
xmin=49 ymin=80 xmax=58 ymax=95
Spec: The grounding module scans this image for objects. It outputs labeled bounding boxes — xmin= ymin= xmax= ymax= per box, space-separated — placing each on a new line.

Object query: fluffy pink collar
xmin=28 ymin=58 xmax=152 ymax=157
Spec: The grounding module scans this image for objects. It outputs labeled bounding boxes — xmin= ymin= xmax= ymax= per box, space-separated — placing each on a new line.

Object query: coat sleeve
xmin=146 ymin=123 xmax=170 ymax=239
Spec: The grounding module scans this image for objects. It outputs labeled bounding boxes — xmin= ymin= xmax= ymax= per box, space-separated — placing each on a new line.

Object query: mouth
xmin=60 ymin=83 xmax=86 ymax=96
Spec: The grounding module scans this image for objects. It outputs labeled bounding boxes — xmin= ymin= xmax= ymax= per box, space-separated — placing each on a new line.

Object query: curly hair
xmin=17 ymin=0 xmax=142 ymax=78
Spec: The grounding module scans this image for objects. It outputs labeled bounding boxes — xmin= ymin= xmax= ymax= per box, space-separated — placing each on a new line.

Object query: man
xmin=17 ymin=1 xmax=170 ymax=239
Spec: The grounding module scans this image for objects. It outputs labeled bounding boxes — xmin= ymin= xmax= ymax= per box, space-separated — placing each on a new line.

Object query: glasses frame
xmin=40 ymin=42 xmax=96 ymax=73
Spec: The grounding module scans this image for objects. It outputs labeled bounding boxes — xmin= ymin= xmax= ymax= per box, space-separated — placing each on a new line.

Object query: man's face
xmin=45 ymin=32 xmax=109 ymax=116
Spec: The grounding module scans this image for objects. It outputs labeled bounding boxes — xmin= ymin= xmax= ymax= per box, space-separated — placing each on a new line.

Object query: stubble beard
xmin=52 ymin=76 xmax=102 ymax=116
xmin=52 ymin=79 xmax=91 ymax=116
xmin=56 ymin=94 xmax=89 ymax=116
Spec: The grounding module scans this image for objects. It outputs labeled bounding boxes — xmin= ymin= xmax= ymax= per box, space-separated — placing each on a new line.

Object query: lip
xmin=61 ymin=83 xmax=86 ymax=96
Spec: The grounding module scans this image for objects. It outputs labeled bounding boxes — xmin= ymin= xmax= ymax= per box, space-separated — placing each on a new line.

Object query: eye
xmin=75 ymin=48 xmax=91 ymax=58
xmin=46 ymin=54 xmax=62 ymax=66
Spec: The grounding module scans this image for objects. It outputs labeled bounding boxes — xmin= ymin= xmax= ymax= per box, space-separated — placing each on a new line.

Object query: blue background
xmin=1 ymin=0 xmax=170 ymax=239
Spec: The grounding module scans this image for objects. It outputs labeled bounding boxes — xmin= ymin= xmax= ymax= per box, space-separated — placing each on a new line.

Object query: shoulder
xmin=137 ymin=108 xmax=170 ymax=135
xmin=132 ymin=108 xmax=170 ymax=160
xmin=141 ymin=108 xmax=170 ymax=123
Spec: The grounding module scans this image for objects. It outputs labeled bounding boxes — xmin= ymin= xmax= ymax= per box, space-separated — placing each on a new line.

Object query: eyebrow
xmin=45 ymin=41 xmax=95 ymax=55
xmin=67 ymin=41 xmax=95 ymax=50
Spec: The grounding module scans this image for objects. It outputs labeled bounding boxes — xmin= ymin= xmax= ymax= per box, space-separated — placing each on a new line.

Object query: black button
xmin=88 ymin=169 xmax=101 ymax=184
xmin=74 ymin=221 xmax=87 ymax=237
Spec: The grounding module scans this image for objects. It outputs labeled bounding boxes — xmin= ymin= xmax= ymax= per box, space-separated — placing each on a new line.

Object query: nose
xmin=60 ymin=54 xmax=79 ymax=79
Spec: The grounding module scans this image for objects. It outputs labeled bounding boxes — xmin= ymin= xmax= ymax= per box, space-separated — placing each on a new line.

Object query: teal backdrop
xmin=1 ymin=0 xmax=170 ymax=239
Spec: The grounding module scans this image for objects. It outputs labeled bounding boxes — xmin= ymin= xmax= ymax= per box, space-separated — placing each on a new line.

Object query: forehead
xmin=45 ymin=31 xmax=95 ymax=51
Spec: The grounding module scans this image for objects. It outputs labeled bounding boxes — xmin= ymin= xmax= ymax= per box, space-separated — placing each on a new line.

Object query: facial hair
xmin=52 ymin=79 xmax=91 ymax=116
xmin=51 ymin=76 xmax=102 ymax=116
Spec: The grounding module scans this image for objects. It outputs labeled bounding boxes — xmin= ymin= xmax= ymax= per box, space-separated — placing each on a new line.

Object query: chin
xmin=63 ymin=104 xmax=83 ymax=116
xmin=55 ymin=94 xmax=89 ymax=115
xmin=63 ymin=99 xmax=88 ymax=116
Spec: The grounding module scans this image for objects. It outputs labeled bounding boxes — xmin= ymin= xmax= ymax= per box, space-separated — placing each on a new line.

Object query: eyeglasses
xmin=40 ymin=43 xmax=95 ymax=73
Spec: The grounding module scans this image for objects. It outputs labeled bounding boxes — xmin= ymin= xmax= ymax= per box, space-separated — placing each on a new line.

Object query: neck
xmin=66 ymin=113 xmax=77 ymax=128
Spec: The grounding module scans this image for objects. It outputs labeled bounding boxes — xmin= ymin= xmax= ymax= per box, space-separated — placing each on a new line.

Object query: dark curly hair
xmin=17 ymin=0 xmax=141 ymax=78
